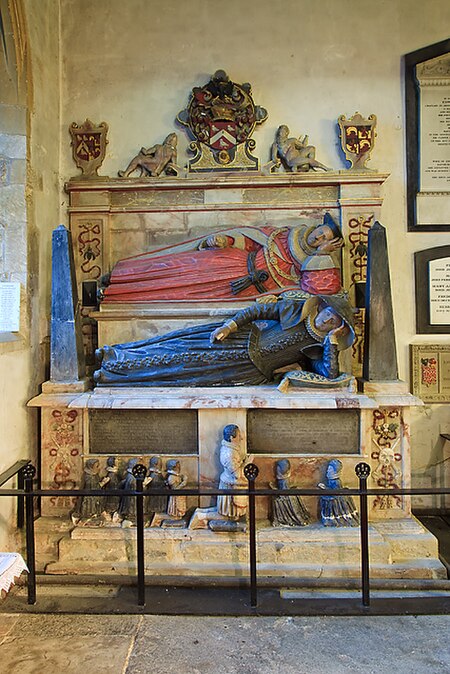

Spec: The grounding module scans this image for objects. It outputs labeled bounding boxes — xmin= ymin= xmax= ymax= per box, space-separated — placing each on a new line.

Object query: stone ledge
xmin=42 ymin=518 xmax=446 ymax=580
xmin=66 ymin=171 xmax=391 ymax=193
xmin=28 ymin=386 xmax=379 ymax=410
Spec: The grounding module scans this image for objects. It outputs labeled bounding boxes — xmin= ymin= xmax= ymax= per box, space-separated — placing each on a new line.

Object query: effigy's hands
xmin=317 ymin=236 xmax=344 ymax=253
xmin=198 ymin=234 xmax=229 ymax=250
xmin=210 ymin=324 xmax=231 ymax=344
xmin=327 ymin=321 xmax=349 ymax=345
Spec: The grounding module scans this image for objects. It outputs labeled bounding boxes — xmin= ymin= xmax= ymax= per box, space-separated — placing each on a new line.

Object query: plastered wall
xmin=0 ymin=0 xmax=60 ymax=548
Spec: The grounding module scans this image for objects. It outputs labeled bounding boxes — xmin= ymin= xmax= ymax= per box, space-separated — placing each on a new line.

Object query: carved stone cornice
xmin=416 ymin=53 xmax=450 ymax=85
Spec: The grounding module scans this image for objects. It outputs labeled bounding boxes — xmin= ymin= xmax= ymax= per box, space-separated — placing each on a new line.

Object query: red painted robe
xmin=102 ymin=225 xmax=341 ymax=303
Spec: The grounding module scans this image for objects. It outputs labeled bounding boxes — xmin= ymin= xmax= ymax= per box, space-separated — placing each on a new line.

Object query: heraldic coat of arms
xmin=177 ymin=70 xmax=268 ymax=172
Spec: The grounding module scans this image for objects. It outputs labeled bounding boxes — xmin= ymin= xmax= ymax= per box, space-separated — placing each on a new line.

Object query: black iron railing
xmin=0 ymin=461 xmax=449 ymax=609
xmin=0 ymin=459 xmax=30 ymax=529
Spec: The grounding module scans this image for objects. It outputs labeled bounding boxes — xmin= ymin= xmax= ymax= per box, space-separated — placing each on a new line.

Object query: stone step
xmin=34 ymin=516 xmax=74 ymax=554
xmin=38 ymin=515 xmax=447 ymax=581
xmin=45 ymin=558 xmax=447 ymax=580
xmin=56 ymin=524 xmax=391 ymax=565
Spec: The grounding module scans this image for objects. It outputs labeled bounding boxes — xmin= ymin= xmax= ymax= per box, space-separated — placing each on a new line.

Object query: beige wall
xmin=0 ymin=0 xmax=60 ymax=548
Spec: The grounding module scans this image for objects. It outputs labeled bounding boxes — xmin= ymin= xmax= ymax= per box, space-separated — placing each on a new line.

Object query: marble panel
xmin=198 ymin=408 xmax=246 ymax=507
xmin=140 ymin=211 xmax=187 ymax=233
xmin=110 ymin=212 xmax=144 ymax=231
xmin=110 ymin=229 xmax=146 ymax=267
xmin=215 ymin=209 xmax=266 ymax=228
xmin=260 ymin=207 xmax=332 ymax=224
xmin=70 ymin=190 xmax=110 ymax=208
xmin=149 ymin=227 xmax=190 ymax=248
xmin=97 ymin=316 xmax=210 ymax=347
xmin=110 ymin=188 xmax=204 ymax=209
xmin=339 ymin=182 xmax=385 ymax=201
xmin=243 ymin=185 xmax=338 ymax=204
xmin=204 ymin=188 xmax=243 ymax=204
xmin=41 ymin=407 xmax=84 ymax=516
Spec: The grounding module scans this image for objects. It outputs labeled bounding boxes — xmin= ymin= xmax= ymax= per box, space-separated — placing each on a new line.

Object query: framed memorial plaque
xmin=405 ymin=39 xmax=450 ymax=231
xmin=411 ymin=344 xmax=450 ymax=402
xmin=415 ymin=246 xmax=450 ymax=333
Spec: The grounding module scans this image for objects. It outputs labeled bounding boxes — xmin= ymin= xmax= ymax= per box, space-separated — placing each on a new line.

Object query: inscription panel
xmin=89 ymin=409 xmax=198 ymax=454
xmin=248 ymin=409 xmax=360 ymax=454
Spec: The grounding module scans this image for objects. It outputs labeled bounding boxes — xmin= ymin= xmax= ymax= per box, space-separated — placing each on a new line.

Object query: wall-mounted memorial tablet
xmin=415 ymin=245 xmax=450 ymax=333
xmin=405 ymin=39 xmax=450 ymax=231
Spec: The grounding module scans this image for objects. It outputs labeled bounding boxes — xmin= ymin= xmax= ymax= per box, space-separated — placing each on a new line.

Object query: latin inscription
xmin=248 ymin=409 xmax=360 ymax=454
xmin=89 ymin=409 xmax=198 ymax=454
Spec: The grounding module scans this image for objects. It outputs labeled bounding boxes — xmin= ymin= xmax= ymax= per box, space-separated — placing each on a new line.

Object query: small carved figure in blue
xmin=318 ymin=459 xmax=359 ymax=527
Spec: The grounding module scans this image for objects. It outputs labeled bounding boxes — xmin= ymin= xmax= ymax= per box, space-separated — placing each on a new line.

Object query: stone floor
xmin=0 ymin=612 xmax=449 ymax=673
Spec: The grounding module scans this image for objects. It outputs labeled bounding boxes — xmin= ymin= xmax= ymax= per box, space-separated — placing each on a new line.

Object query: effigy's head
xmin=326 ymin=459 xmax=342 ymax=480
xmin=275 ymin=458 xmax=291 ymax=479
xmin=223 ymin=424 xmax=240 ymax=442
xmin=85 ymin=458 xmax=100 ymax=473
xmin=149 ymin=456 xmax=161 ymax=470
xmin=166 ymin=459 xmax=180 ymax=474
xmin=276 ymin=124 xmax=289 ymax=141
xmin=164 ymin=133 xmax=177 ymax=147
xmin=307 ymin=213 xmax=342 ymax=249
xmin=314 ymin=293 xmax=356 ymax=351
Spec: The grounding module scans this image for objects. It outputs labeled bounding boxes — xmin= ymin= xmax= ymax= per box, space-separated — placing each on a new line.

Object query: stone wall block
xmin=5 ymin=221 xmax=27 ymax=273
xmin=0 ymin=105 xmax=27 ymax=136
xmin=110 ymin=230 xmax=146 ymax=267
xmin=140 ymin=211 xmax=187 ymax=233
xmin=0 ymin=184 xmax=27 ymax=221
xmin=185 ymin=211 xmax=220 ymax=237
xmin=149 ymin=228 xmax=188 ymax=248
xmin=9 ymin=159 xmax=27 ymax=184
xmin=0 ymin=222 xmax=4 ymax=273
xmin=0 ymin=133 xmax=26 ymax=159
xmin=216 ymin=209 xmax=266 ymax=228
xmin=110 ymin=213 xmax=143 ymax=231
xmin=0 ymin=157 xmax=10 ymax=184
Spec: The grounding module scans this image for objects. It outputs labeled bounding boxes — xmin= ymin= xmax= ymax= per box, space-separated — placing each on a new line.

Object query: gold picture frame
xmin=410 ymin=344 xmax=450 ymax=402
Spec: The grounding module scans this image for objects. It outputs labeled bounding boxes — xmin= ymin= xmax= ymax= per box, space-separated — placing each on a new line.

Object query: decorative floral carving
xmin=78 ymin=221 xmax=102 ymax=280
xmin=371 ymin=408 xmax=402 ymax=509
xmin=347 ymin=214 xmax=373 ymax=368
xmin=42 ymin=408 xmax=83 ymax=515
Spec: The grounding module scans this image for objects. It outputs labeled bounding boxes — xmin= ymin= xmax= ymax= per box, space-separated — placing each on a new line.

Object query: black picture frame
xmin=415 ymin=245 xmax=450 ymax=333
xmin=404 ymin=39 xmax=450 ymax=232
